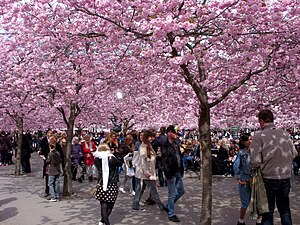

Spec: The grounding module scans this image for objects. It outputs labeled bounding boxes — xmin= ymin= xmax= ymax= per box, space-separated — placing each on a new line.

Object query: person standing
xmin=161 ymin=125 xmax=185 ymax=222
xmin=250 ymin=109 xmax=298 ymax=225
xmin=234 ymin=133 xmax=261 ymax=225
xmin=118 ymin=134 xmax=134 ymax=194
xmin=152 ymin=126 xmax=167 ymax=187
xmin=81 ymin=133 xmax=97 ymax=182
xmin=71 ymin=137 xmax=83 ymax=182
xmin=0 ymin=131 xmax=12 ymax=166
xmin=21 ymin=131 xmax=33 ymax=173
xmin=93 ymin=143 xmax=122 ymax=225
xmin=60 ymin=131 xmax=67 ymax=174
xmin=38 ymin=129 xmax=52 ymax=197
xmin=46 ymin=141 xmax=61 ymax=202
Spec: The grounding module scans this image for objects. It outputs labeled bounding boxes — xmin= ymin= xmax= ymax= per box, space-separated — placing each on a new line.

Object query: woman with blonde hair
xmin=93 ymin=143 xmax=122 ymax=225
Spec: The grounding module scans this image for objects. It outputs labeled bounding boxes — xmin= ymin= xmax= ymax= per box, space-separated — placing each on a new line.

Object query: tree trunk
xmin=63 ymin=105 xmax=76 ymax=196
xmin=15 ymin=116 xmax=23 ymax=175
xmin=199 ymin=104 xmax=212 ymax=225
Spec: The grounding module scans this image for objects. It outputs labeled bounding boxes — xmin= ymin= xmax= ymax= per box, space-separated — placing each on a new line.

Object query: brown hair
xmin=142 ymin=130 xmax=155 ymax=159
xmin=258 ymin=109 xmax=274 ymax=123
xmin=49 ymin=143 xmax=56 ymax=151
xmin=124 ymin=134 xmax=133 ymax=149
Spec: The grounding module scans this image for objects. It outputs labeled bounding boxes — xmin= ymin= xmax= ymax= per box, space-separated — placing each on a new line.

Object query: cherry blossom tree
xmin=70 ymin=1 xmax=300 ymax=224
xmin=1 ymin=1 xmax=299 ymax=224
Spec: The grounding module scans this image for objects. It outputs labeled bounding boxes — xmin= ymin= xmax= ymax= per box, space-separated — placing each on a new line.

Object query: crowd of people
xmin=0 ymin=109 xmax=300 ymax=225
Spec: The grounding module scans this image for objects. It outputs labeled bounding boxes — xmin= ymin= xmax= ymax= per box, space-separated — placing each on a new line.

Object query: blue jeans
xmin=238 ymin=180 xmax=251 ymax=208
xmin=48 ymin=175 xmax=60 ymax=199
xmin=262 ymin=178 xmax=292 ymax=225
xmin=166 ymin=172 xmax=185 ymax=217
xmin=183 ymin=154 xmax=194 ymax=170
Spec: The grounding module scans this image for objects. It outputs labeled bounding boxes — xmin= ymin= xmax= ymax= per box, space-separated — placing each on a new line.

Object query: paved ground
xmin=0 ymin=153 xmax=300 ymax=225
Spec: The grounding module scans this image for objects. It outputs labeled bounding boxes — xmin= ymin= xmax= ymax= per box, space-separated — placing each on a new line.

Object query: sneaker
xmin=132 ymin=208 xmax=145 ymax=212
xmin=119 ymin=187 xmax=126 ymax=193
xmin=131 ymin=191 xmax=135 ymax=196
xmin=169 ymin=215 xmax=180 ymax=222
xmin=49 ymin=198 xmax=57 ymax=202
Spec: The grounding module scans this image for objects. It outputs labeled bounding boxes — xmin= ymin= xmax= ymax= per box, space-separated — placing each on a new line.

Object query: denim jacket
xmin=233 ymin=148 xmax=252 ymax=181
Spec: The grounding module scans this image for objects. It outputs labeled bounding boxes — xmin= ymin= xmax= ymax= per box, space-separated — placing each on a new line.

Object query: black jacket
xmin=152 ymin=134 xmax=167 ymax=153
xmin=94 ymin=153 xmax=122 ymax=184
xmin=39 ymin=137 xmax=50 ymax=158
xmin=161 ymin=138 xmax=184 ymax=180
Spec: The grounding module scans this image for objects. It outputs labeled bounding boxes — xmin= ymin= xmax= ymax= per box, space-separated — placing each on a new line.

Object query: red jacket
xmin=81 ymin=141 xmax=96 ymax=166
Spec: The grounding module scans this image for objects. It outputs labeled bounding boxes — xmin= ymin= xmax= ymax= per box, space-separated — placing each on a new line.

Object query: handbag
xmin=92 ymin=183 xmax=103 ymax=200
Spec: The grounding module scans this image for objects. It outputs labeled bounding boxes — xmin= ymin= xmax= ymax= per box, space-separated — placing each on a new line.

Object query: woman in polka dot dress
xmin=94 ymin=143 xmax=123 ymax=225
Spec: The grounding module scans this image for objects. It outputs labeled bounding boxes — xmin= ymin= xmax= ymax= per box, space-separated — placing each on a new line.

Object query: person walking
xmin=161 ymin=125 xmax=185 ymax=222
xmin=234 ymin=133 xmax=262 ymax=225
xmin=93 ymin=143 xmax=122 ymax=225
xmin=132 ymin=130 xmax=167 ymax=212
xmin=250 ymin=109 xmax=298 ymax=225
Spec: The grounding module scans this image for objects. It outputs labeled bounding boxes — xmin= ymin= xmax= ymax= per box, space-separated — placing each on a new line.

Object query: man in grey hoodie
xmin=250 ymin=109 xmax=298 ymax=225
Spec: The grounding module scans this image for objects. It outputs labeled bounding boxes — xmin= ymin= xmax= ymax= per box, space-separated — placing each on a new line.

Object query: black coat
xmin=152 ymin=134 xmax=167 ymax=153
xmin=161 ymin=138 xmax=184 ymax=180
xmin=39 ymin=137 xmax=64 ymax=177
xmin=94 ymin=153 xmax=122 ymax=184
xmin=39 ymin=137 xmax=50 ymax=158
xmin=21 ymin=134 xmax=33 ymax=159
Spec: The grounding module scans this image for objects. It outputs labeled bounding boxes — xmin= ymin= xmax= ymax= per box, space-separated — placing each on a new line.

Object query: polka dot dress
xmin=95 ymin=182 xmax=118 ymax=203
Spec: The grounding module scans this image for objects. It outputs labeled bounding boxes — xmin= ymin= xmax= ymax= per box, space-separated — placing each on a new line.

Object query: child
xmin=46 ymin=142 xmax=61 ymax=202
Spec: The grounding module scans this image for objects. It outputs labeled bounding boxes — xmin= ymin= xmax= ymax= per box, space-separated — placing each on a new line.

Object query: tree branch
xmin=209 ymin=56 xmax=272 ymax=108
xmin=74 ymin=4 xmax=152 ymax=38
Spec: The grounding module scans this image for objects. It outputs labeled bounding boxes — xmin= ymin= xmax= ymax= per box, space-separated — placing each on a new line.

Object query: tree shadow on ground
xmin=1 ymin=154 xmax=300 ymax=225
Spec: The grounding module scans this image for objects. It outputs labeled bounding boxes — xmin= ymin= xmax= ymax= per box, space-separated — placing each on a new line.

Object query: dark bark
xmin=62 ymin=103 xmax=76 ymax=196
xmin=15 ymin=116 xmax=23 ymax=175
xmin=198 ymin=103 xmax=212 ymax=225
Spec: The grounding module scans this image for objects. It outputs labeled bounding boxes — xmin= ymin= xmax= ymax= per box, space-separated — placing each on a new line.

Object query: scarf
xmin=93 ymin=150 xmax=113 ymax=191
xmin=85 ymin=141 xmax=93 ymax=152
